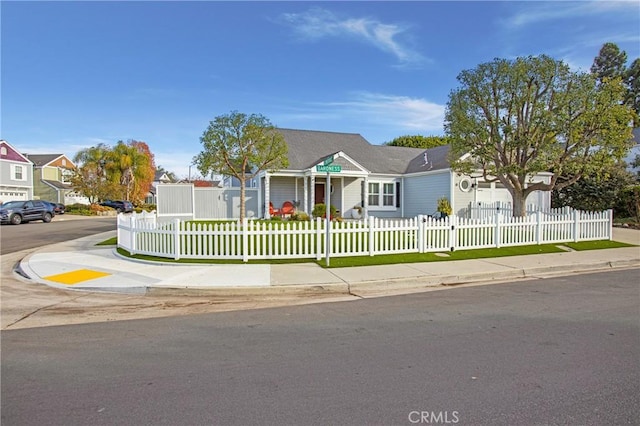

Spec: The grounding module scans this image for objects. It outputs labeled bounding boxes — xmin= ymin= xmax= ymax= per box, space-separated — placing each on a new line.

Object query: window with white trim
xmin=368 ymin=182 xmax=379 ymax=206
xmin=12 ymin=165 xmax=26 ymax=181
xmin=368 ymin=181 xmax=396 ymax=208
xmin=383 ymin=183 xmax=394 ymax=206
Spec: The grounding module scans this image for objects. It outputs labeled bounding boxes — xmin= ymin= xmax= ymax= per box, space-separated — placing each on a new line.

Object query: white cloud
xmin=325 ymin=92 xmax=444 ymax=131
xmin=279 ymin=8 xmax=424 ymax=65
xmin=505 ymin=0 xmax=638 ymax=28
xmin=274 ymin=92 xmax=445 ymax=142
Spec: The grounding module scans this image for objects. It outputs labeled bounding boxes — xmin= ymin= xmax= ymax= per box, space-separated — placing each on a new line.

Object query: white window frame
xmin=11 ymin=164 xmax=27 ymax=181
xmin=368 ymin=179 xmax=397 ymax=211
xmin=368 ymin=182 xmax=380 ymax=206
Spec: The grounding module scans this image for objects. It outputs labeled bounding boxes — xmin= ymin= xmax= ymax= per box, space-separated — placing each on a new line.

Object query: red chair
xmin=269 ymin=202 xmax=281 ymax=217
xmin=281 ymin=201 xmax=295 ymax=218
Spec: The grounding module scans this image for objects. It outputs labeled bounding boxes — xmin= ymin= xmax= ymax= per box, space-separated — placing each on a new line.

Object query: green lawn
xmin=106 ymin=238 xmax=634 ymax=268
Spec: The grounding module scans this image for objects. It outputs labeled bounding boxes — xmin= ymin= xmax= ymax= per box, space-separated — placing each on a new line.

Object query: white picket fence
xmin=465 ymin=202 xmax=570 ymax=219
xmin=116 ymin=208 xmax=612 ymax=262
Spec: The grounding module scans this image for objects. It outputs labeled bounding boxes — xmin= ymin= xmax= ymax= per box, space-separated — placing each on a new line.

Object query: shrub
xmin=65 ymin=203 xmax=94 ymax=215
xmin=312 ymin=203 xmax=337 ymax=218
xmin=290 ymin=212 xmax=310 ymax=221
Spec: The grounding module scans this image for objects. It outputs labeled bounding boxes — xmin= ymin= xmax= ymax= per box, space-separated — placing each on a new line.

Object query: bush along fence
xmin=116 ymin=208 xmax=613 ymax=263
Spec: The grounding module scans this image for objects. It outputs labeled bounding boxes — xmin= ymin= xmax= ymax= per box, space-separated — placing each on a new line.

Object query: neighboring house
xmin=24 ymin=153 xmax=88 ymax=205
xmin=0 ymin=140 xmax=34 ymax=203
xmin=146 ymin=171 xmax=175 ymax=204
xmin=258 ymin=129 xmax=551 ymax=219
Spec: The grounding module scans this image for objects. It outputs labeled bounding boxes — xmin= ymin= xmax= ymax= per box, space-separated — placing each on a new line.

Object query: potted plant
xmin=352 ymin=205 xmax=363 ymax=219
xmin=437 ymin=197 xmax=452 ymax=218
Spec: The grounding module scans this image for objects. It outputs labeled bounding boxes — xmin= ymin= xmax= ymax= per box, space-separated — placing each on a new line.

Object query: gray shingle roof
xmin=24 ymin=154 xmax=64 ymax=167
xmin=43 ymin=180 xmax=71 ymax=190
xmin=277 ymin=128 xmax=451 ymax=174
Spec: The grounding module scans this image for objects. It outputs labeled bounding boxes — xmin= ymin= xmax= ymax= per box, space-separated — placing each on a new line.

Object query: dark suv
xmin=100 ymin=200 xmax=134 ymax=213
xmin=0 ymin=200 xmax=55 ymax=225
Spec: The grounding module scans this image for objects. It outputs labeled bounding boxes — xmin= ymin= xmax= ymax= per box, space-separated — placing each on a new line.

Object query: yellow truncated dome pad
xmin=44 ymin=269 xmax=111 ymax=285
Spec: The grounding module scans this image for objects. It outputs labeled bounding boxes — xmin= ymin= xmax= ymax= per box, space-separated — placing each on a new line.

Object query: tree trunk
xmin=240 ymin=177 xmax=246 ymax=222
xmin=512 ymin=190 xmax=527 ymax=217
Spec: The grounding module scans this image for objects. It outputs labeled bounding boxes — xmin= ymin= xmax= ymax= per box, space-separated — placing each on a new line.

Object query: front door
xmin=315 ymin=183 xmax=325 ymax=205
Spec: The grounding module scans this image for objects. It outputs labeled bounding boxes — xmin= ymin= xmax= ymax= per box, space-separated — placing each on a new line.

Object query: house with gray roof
xmin=258 ymin=129 xmax=551 ymax=219
xmin=23 ymin=153 xmax=89 ymax=205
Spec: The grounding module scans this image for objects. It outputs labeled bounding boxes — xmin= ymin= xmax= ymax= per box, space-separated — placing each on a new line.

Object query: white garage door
xmin=0 ymin=191 xmax=28 ymax=202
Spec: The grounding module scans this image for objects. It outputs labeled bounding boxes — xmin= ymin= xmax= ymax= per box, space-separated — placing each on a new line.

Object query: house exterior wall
xmin=403 ymin=171 xmax=451 ymax=218
xmin=453 ymin=174 xmax=475 ymax=216
xmin=342 ymin=177 xmax=362 ymax=218
xmin=0 ymin=159 xmax=34 ymax=202
xmin=41 ymin=166 xmax=60 ymax=181
xmin=269 ymin=176 xmax=296 ymax=208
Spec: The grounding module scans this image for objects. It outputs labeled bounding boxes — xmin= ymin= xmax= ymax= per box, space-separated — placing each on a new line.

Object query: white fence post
xmin=368 ymin=216 xmax=375 ymax=256
xmin=417 ymin=214 xmax=425 ymax=253
xmin=129 ymin=213 xmax=136 ymax=254
xmin=173 ymin=218 xmax=181 ymax=260
xmin=494 ymin=212 xmax=501 ymax=248
xmin=535 ymin=210 xmax=542 ymax=245
xmin=315 ymin=217 xmax=322 ymax=261
xmin=242 ymin=218 xmax=249 ymax=263
xmin=449 ymin=214 xmax=457 ymax=252
xmin=607 ymin=209 xmax=613 ymax=240
xmin=573 ymin=209 xmax=580 ymax=242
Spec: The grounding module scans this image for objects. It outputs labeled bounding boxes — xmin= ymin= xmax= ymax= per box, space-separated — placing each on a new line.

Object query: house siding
xmin=342 ymin=177 xmax=362 ymax=218
xmin=269 ymin=176 xmax=296 ymax=208
xmin=453 ymin=174 xmax=475 ymax=216
xmin=403 ymin=171 xmax=451 ymax=217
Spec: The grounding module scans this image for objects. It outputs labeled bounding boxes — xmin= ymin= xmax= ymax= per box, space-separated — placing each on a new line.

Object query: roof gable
xmin=277 ymin=129 xmax=452 ymax=175
xmin=0 ymin=140 xmax=32 ymax=164
xmin=25 ymin=154 xmax=74 ymax=168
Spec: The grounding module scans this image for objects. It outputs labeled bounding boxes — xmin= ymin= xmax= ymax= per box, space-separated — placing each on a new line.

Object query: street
xmin=2 ymin=269 xmax=638 ymax=425
xmin=0 ymin=216 xmax=116 ymax=254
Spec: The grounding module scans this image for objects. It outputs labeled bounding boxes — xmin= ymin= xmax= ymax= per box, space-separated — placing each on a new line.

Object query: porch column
xmin=303 ymin=176 xmax=309 ymax=214
xmin=363 ymin=176 xmax=369 ymax=219
xmin=310 ymin=175 xmax=315 ymax=214
xmin=264 ymin=174 xmax=271 ymax=219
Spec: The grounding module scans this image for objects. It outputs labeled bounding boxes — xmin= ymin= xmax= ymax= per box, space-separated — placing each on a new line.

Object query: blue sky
xmin=2 ymin=1 xmax=639 ymax=179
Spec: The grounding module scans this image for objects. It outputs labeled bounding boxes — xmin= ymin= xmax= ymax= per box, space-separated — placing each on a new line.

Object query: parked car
xmin=0 ymin=200 xmax=55 ymax=225
xmin=43 ymin=201 xmax=65 ymax=215
xmin=99 ymin=200 xmax=134 ymax=213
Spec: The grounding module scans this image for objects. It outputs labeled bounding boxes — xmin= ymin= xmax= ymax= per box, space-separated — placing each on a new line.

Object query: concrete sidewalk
xmin=16 ymin=226 xmax=640 ymax=296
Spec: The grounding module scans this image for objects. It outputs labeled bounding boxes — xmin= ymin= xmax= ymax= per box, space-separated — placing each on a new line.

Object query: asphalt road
xmin=2 ymin=269 xmax=638 ymax=426
xmin=0 ymin=216 xmax=116 ymax=254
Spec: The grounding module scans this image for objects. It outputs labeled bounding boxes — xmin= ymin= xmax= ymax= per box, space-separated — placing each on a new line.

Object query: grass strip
xmin=108 ymin=239 xmax=634 ymax=268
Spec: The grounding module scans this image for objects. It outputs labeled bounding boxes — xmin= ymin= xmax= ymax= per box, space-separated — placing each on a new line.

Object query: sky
xmin=2 ymin=1 xmax=639 ymax=179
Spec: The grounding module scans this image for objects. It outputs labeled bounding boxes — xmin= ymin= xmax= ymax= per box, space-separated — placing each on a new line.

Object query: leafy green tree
xmin=106 ymin=140 xmax=155 ymax=204
xmin=591 ymin=42 xmax=628 ymax=82
xmin=446 ymin=55 xmax=636 ymax=216
xmin=385 ymin=135 xmax=450 ymax=149
xmin=193 ymin=111 xmax=289 ymax=220
xmin=552 ymin=161 xmax=635 ymax=212
xmin=625 ymin=58 xmax=640 ymax=120
xmin=71 ymin=144 xmax=111 ymax=203
xmin=72 ymin=140 xmax=156 ymax=204
xmin=591 ymin=42 xmax=640 ymax=123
